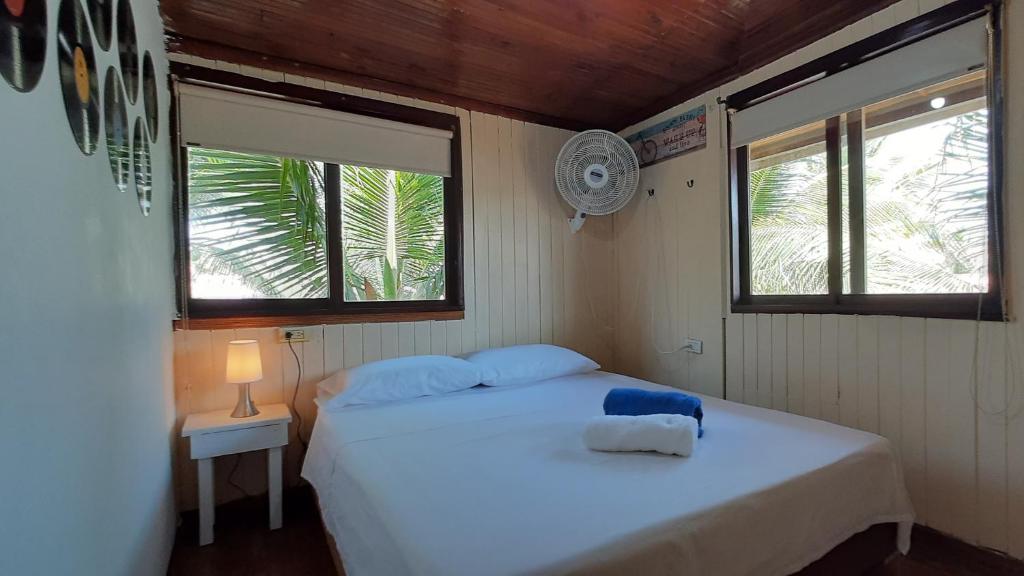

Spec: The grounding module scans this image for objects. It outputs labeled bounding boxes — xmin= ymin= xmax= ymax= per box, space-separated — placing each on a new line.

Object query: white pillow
xmin=316 ymin=371 xmax=346 ymax=404
xmin=322 ymin=355 xmax=490 ymax=410
xmin=462 ymin=344 xmax=599 ymax=386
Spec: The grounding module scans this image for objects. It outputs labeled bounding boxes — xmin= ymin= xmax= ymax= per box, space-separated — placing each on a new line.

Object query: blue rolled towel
xmin=603 ymin=388 xmax=704 ymax=438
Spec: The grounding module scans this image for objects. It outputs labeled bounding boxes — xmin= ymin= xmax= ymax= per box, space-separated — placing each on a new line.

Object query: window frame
xmin=727 ymin=0 xmax=1006 ymax=321
xmin=170 ymin=64 xmax=465 ymax=328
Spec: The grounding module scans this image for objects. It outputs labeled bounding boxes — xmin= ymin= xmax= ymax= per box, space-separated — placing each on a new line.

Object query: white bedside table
xmin=182 ymin=403 xmax=292 ymax=546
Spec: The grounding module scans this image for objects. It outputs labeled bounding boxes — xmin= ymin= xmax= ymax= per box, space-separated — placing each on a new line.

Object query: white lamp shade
xmin=225 ymin=340 xmax=263 ymax=384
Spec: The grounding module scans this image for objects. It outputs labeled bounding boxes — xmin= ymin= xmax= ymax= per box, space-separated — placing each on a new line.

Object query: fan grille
xmin=555 ymin=130 xmax=639 ymax=216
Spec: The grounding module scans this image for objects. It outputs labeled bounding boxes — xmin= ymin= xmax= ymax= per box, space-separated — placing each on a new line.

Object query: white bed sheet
xmin=302 ymin=371 xmax=914 ymax=576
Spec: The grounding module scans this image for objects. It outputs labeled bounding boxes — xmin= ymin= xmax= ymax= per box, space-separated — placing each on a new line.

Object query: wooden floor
xmin=169 ymin=487 xmax=1024 ymax=576
xmin=168 ymin=488 xmax=335 ymax=576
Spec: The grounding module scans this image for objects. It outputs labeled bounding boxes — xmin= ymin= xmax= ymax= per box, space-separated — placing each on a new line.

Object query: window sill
xmin=173 ymin=309 xmax=465 ymax=330
xmin=730 ymin=293 xmax=1005 ymax=321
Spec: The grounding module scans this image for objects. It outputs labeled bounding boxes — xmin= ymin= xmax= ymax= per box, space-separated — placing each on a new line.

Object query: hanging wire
xmin=173 ymin=79 xmax=190 ymax=331
xmin=645 ymin=194 xmax=691 ymax=358
xmin=227 ymin=453 xmax=253 ymax=498
xmin=576 ymin=225 xmax=618 ymax=338
xmin=968 ymin=4 xmax=1022 ymax=419
xmin=287 ymin=338 xmax=309 ymax=453
xmin=575 ymin=191 xmax=690 ymax=368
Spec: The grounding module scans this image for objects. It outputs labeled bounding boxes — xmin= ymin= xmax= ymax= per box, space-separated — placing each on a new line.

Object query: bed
xmin=302 ymin=370 xmax=914 ymax=576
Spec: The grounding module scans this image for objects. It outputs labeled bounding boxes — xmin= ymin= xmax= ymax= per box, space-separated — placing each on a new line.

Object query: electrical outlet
xmin=279 ymin=328 xmax=308 ymax=343
xmin=684 ymin=338 xmax=703 ymax=354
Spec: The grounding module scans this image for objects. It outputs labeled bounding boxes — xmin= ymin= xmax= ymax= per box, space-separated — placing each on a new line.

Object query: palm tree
xmin=863 ymin=110 xmax=990 ymax=293
xmin=748 ymin=151 xmax=831 ymax=295
xmin=188 ymin=148 xmax=327 ymax=298
xmin=187 ymin=148 xmax=446 ymax=300
xmin=340 ymin=166 xmax=446 ymax=301
xmin=749 ymin=109 xmax=989 ymax=295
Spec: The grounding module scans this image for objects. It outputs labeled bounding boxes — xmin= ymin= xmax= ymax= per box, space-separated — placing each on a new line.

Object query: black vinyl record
xmin=1 ymin=0 xmax=47 ymax=92
xmin=104 ymin=66 xmax=129 ymax=193
xmin=142 ymin=50 xmax=157 ymax=141
xmin=86 ymin=0 xmax=112 ymax=51
xmin=132 ymin=116 xmax=151 ymax=216
xmin=116 ymin=0 xmax=137 ymax=103
xmin=57 ymin=0 xmax=99 ymax=155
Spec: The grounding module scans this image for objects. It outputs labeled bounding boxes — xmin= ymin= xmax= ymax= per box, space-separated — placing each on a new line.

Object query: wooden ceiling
xmin=161 ymin=0 xmax=900 ymax=131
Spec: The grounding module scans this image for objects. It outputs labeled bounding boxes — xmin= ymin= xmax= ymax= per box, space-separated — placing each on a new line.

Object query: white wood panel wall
xmin=611 ymin=110 xmax=725 ymax=398
xmin=617 ymin=0 xmax=1024 ymax=559
xmin=170 ymin=60 xmax=616 ymax=510
xmin=170 ymin=0 xmax=1024 ymax=558
xmin=724 ymin=315 xmax=1024 ymax=555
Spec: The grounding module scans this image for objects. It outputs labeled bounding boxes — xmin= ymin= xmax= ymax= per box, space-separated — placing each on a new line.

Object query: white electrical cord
xmin=576 ymin=228 xmax=618 ymax=338
xmin=966 ymin=3 xmax=1021 ymax=419
xmin=286 ymin=338 xmax=308 ymax=452
xmin=576 ymin=191 xmax=692 ymax=364
xmin=645 ymin=195 xmax=692 ymax=357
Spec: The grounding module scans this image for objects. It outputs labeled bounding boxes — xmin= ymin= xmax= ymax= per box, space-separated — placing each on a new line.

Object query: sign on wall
xmin=625 ymin=105 xmax=707 ymax=168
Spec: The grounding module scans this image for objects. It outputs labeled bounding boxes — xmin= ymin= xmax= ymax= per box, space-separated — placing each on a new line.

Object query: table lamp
xmin=226 ymin=339 xmax=262 ymax=418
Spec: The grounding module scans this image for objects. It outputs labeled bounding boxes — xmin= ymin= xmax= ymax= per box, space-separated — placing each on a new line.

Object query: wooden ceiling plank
xmin=161 ymin=0 xmax=903 ymax=129
xmin=166 ymin=34 xmax=595 ymax=130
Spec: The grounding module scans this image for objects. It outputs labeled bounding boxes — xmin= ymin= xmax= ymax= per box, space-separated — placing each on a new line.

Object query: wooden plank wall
xmin=170 ymin=56 xmax=616 ymax=510
xmin=617 ymin=0 xmax=1024 ymax=559
xmin=611 ymin=98 xmax=725 ymax=398
xmin=724 ymin=314 xmax=1024 ymax=555
xmin=718 ymin=0 xmax=1024 ymax=558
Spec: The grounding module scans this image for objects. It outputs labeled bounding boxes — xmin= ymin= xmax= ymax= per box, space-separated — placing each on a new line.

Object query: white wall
xmin=612 ymin=105 xmax=726 ymax=398
xmin=0 ymin=1 xmax=176 ymax=575
xmin=616 ymin=0 xmax=1024 ymax=558
xmin=169 ymin=57 xmax=617 ymax=509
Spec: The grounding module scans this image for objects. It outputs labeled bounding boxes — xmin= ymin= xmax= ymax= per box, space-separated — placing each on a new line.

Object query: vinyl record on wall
xmin=132 ymin=116 xmax=151 ymax=216
xmin=142 ymin=50 xmax=157 ymax=141
xmin=86 ymin=0 xmax=112 ymax=51
xmin=104 ymin=66 xmax=129 ymax=193
xmin=1 ymin=0 xmax=47 ymax=92
xmin=116 ymin=0 xmax=137 ymax=103
xmin=57 ymin=0 xmax=100 ymax=155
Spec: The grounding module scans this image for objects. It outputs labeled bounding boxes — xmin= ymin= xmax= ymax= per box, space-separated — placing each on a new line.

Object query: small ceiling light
xmin=930 ymin=97 xmax=947 ymax=109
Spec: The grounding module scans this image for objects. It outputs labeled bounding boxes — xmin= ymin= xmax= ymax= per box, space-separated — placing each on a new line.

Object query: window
xmin=188 ymin=148 xmax=329 ymax=300
xmin=747 ymin=120 xmax=830 ymax=295
xmin=174 ymin=66 xmax=463 ymax=326
xmin=338 ymin=166 xmax=447 ymax=303
xmin=729 ymin=8 xmax=1004 ymax=320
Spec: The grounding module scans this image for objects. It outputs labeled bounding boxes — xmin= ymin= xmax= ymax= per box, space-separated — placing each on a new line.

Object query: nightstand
xmin=182 ymin=403 xmax=292 ymax=546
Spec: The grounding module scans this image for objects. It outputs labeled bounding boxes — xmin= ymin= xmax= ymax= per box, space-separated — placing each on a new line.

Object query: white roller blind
xmin=178 ymin=83 xmax=454 ymax=177
xmin=731 ymin=18 xmax=987 ymax=148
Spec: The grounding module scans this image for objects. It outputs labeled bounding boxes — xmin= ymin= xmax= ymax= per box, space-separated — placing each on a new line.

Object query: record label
xmin=1 ymin=0 xmax=46 ymax=92
xmin=6 ymin=1 xmax=25 ymax=17
xmin=142 ymin=50 xmax=157 ymax=141
xmin=117 ymin=0 xmax=137 ymax=103
xmin=133 ymin=117 xmax=152 ymax=216
xmin=86 ymin=0 xmax=112 ymax=51
xmin=58 ymin=0 xmax=99 ymax=155
xmin=104 ymin=66 xmax=129 ymax=194
xmin=74 ymin=46 xmax=89 ymax=101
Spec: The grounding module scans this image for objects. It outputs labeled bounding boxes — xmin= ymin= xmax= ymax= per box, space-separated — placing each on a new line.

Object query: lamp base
xmin=231 ymin=382 xmax=260 ymax=418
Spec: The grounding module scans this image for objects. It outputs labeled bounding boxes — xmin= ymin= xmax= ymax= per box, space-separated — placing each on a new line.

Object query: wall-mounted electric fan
xmin=555 ymin=129 xmax=640 ymax=233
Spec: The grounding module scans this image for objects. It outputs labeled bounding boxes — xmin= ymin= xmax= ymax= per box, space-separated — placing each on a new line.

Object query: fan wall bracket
xmin=569 ymin=211 xmax=587 ymax=234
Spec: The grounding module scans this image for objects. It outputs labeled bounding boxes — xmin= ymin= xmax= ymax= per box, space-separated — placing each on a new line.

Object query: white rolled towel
xmin=583 ymin=414 xmax=699 ymax=457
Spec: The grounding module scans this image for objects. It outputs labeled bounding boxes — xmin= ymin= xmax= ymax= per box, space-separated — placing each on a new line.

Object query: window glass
xmin=748 ymin=121 xmax=829 ymax=295
xmin=744 ymin=71 xmax=989 ymax=299
xmin=187 ymin=147 xmax=327 ymax=299
xmin=339 ymin=166 xmax=446 ymax=302
xmin=860 ymin=71 xmax=989 ymax=294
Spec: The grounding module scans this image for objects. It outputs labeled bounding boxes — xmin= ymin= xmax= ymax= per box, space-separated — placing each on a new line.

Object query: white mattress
xmin=302 ymin=371 xmax=914 ymax=576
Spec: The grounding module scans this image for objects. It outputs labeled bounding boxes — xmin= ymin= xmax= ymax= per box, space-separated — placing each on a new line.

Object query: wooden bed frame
xmin=316 ymin=498 xmax=897 ymax=576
